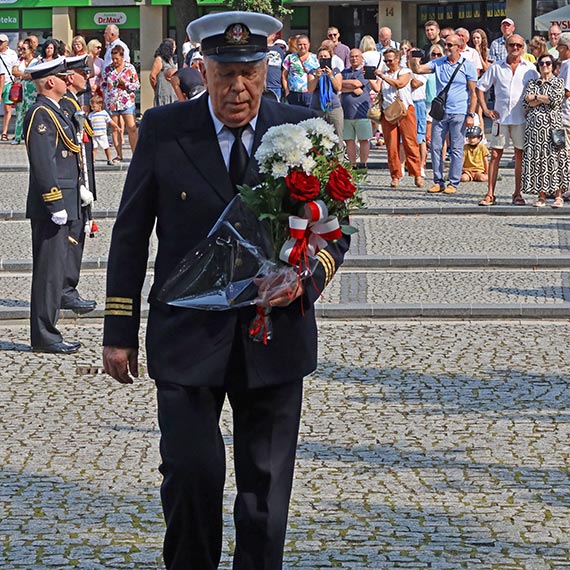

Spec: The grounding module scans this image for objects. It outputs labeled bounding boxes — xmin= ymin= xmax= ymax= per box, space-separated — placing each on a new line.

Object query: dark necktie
xmin=228 ymin=125 xmax=248 ymax=187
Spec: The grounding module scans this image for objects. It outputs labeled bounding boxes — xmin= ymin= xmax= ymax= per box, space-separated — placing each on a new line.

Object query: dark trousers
xmin=30 ymin=219 xmax=69 ymax=346
xmin=61 ymin=208 xmax=87 ymax=304
xmin=156 ymin=337 xmax=303 ymax=570
xmin=286 ymin=91 xmax=311 ymax=107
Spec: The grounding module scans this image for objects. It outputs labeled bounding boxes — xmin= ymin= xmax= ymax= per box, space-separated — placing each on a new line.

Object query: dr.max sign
xmin=94 ymin=12 xmax=127 ymax=26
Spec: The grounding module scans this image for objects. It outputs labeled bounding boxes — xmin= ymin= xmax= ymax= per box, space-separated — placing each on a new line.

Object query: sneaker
xmin=427 ymin=184 xmax=443 ymax=193
xmin=443 ymin=185 xmax=457 ymax=194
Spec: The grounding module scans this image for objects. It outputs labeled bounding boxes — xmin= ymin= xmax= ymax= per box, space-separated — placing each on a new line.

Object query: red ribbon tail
xmin=249 ymin=306 xmax=269 ymax=345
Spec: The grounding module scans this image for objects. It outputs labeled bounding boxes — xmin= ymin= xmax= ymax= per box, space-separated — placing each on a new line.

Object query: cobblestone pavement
xmin=1 ymin=320 xmax=569 ymax=569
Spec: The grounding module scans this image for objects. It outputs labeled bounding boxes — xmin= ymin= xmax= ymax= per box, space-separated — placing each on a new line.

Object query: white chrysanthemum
xmin=271 ymin=162 xmax=289 ymax=178
xmin=301 ymin=155 xmax=317 ymax=174
xmin=299 ymin=117 xmax=339 ymax=149
xmin=255 ymin=123 xmax=313 ymax=170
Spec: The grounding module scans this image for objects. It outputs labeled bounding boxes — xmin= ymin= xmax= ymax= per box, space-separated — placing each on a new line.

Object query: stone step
xmin=1 ymin=268 xmax=569 ymax=321
xmin=1 ymin=215 xmax=569 ymax=267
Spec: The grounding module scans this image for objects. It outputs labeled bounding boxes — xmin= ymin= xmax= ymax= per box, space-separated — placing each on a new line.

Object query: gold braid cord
xmin=62 ymin=95 xmax=95 ymax=137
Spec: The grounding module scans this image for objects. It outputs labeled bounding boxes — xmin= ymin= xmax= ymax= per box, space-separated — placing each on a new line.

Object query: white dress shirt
xmin=208 ymin=96 xmax=257 ymax=170
xmin=103 ymin=38 xmax=130 ymax=69
xmin=476 ymin=58 xmax=539 ymax=125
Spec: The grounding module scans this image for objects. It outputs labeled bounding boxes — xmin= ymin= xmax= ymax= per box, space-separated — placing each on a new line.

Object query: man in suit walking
xmin=24 ymin=57 xmax=83 ymax=354
xmin=102 ymin=11 xmax=350 ymax=570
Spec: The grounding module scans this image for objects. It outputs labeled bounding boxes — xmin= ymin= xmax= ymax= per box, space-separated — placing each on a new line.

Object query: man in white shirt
xmin=475 ymin=34 xmax=538 ymax=206
xmin=103 ymin=24 xmax=130 ymax=69
xmin=0 ymin=34 xmax=18 ymax=140
xmin=548 ymin=24 xmax=561 ymax=59
xmin=456 ymin=28 xmax=482 ymax=75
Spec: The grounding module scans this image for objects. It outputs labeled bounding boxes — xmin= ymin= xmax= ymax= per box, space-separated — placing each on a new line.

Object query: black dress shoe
xmin=61 ymin=298 xmax=97 ymax=314
xmin=33 ymin=341 xmax=81 ymax=354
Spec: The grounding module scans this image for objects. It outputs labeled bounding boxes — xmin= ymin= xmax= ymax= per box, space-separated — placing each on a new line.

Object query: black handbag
xmin=551 ymin=128 xmax=566 ymax=149
xmin=430 ymin=59 xmax=464 ymax=121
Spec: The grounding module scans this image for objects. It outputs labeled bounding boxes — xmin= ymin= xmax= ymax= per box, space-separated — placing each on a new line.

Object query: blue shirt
xmin=340 ymin=67 xmax=371 ymax=120
xmin=428 ymin=57 xmax=477 ymax=115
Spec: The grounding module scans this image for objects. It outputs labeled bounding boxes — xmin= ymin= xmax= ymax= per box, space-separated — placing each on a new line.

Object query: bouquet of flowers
xmin=240 ymin=118 xmax=362 ymax=270
xmin=158 ymin=118 xmax=362 ymax=343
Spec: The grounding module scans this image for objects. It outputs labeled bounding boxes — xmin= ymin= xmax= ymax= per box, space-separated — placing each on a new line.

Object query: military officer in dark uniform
xmin=59 ymin=54 xmax=97 ymax=315
xmin=24 ymin=57 xmax=82 ymax=353
xmin=102 ymin=12 xmax=350 ymax=570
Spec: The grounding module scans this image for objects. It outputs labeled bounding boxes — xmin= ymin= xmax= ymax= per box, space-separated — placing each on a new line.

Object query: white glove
xmin=80 ymin=184 xmax=94 ymax=207
xmin=51 ymin=209 xmax=68 ymax=225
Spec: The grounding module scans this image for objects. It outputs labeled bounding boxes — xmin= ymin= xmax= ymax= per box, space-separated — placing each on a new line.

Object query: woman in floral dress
xmin=101 ymin=44 xmax=140 ymax=161
xmin=522 ymin=53 xmax=570 ymax=208
xmin=11 ymin=39 xmax=38 ymax=145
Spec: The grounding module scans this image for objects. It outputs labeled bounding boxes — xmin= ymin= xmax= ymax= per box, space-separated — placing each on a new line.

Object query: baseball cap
xmin=501 ymin=18 xmax=515 ymax=26
xmin=0 ymin=34 xmax=9 ymax=42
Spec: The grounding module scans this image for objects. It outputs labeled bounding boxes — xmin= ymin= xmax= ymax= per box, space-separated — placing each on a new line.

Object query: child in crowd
xmin=88 ymin=96 xmax=118 ymax=165
xmin=461 ymin=126 xmax=489 ymax=183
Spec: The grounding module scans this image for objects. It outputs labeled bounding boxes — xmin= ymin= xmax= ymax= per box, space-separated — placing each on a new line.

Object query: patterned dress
xmin=521 ymin=76 xmax=570 ymax=196
xmin=13 ymin=58 xmax=39 ymax=143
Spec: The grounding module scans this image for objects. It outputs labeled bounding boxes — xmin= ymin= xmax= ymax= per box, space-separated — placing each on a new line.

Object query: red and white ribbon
xmin=279 ymin=200 xmax=342 ymax=266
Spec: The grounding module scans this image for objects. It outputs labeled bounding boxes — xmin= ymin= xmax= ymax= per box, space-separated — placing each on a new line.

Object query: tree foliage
xmin=223 ymin=0 xmax=292 ymax=17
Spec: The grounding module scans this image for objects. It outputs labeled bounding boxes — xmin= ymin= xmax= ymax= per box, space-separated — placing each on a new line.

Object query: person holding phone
xmin=307 ymin=46 xmax=344 ymax=146
xmin=377 ymin=48 xmax=424 ymax=188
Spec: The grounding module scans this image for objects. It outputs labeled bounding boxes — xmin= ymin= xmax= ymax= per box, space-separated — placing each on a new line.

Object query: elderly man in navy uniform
xmin=102 ymin=11 xmax=350 ymax=570
xmin=24 ymin=57 xmax=83 ymax=354
xmin=59 ymin=54 xmax=97 ymax=315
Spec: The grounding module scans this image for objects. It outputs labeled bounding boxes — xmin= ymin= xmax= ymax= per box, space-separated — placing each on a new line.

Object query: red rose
xmin=285 ymin=170 xmax=321 ymax=201
xmin=326 ymin=165 xmax=356 ymax=201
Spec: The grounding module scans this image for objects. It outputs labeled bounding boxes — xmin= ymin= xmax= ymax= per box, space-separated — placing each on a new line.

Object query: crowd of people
xmin=2 ymin=16 xmax=570 ymax=202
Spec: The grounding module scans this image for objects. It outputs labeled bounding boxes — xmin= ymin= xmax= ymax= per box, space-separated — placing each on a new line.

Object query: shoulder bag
xmin=366 ymin=57 xmax=383 ymax=121
xmin=0 ymin=54 xmax=22 ymax=103
xmin=430 ymin=59 xmax=464 ymax=121
xmin=383 ymin=70 xmax=408 ymax=124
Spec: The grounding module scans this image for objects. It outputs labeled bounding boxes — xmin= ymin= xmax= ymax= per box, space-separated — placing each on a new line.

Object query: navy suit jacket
xmin=103 ymin=94 xmax=350 ymax=387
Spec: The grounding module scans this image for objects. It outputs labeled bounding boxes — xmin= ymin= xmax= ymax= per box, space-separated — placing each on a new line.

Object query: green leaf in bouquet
xmin=341 ymin=224 xmax=359 ymax=235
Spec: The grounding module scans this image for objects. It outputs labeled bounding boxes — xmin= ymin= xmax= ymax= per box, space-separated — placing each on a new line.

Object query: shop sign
xmin=0 ymin=9 xmax=18 ymax=28
xmin=94 ymin=12 xmax=127 ymax=26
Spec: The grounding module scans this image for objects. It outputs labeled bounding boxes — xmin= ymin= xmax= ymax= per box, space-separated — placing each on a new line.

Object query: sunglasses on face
xmin=384 ymin=59 xmax=395 ymax=63
xmin=508 ymin=43 xmax=524 ymax=48
xmin=445 ymin=43 xmax=458 ymax=48
xmin=431 ymin=53 xmax=443 ymax=57
xmin=538 ymin=60 xmax=552 ymax=66
xmin=328 ymin=33 xmax=338 ymax=38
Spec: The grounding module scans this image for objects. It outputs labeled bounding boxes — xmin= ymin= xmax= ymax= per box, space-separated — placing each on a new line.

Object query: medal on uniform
xmin=61 ymin=150 xmax=68 ymax=158
xmin=37 ymin=123 xmax=47 ymax=134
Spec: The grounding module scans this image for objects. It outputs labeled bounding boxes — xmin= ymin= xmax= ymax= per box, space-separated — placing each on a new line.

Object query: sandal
xmin=111 ymin=156 xmax=123 ymax=163
xmin=533 ymin=198 xmax=546 ymax=207
xmin=553 ymin=196 xmax=564 ymax=208
xmin=0 ymin=134 xmax=7 ymax=141
xmin=479 ymin=194 xmax=496 ymax=206
xmin=512 ymin=195 xmax=526 ymax=206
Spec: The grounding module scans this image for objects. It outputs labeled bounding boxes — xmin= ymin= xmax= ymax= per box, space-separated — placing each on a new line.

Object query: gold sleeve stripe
xmin=42 ymin=187 xmax=63 ymax=202
xmin=105 ymin=309 xmax=133 ymax=317
xmin=105 ymin=303 xmax=133 ymax=310
xmin=317 ymin=250 xmax=336 ymax=286
xmin=106 ymin=297 xmax=133 ymax=305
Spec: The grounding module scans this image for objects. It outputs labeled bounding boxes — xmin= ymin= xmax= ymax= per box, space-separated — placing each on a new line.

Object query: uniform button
xmin=180 ymin=192 xmax=187 ymax=200
xmin=235 ymin=222 xmax=242 ymax=230
xmin=235 ymin=257 xmax=242 ymax=267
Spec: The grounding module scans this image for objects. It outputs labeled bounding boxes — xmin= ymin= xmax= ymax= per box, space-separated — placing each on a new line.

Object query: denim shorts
xmin=110 ymin=105 xmax=136 ymax=116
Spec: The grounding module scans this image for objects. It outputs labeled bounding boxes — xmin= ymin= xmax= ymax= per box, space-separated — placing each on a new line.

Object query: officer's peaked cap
xmin=26 ymin=56 xmax=72 ymax=80
xmin=65 ymin=54 xmax=90 ymax=72
xmin=187 ymin=11 xmax=282 ymax=63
